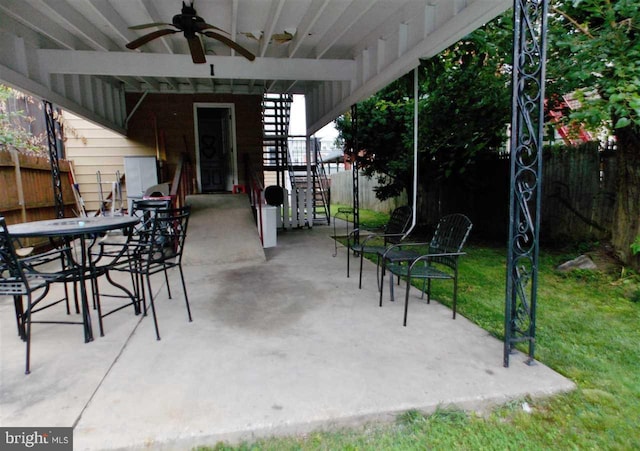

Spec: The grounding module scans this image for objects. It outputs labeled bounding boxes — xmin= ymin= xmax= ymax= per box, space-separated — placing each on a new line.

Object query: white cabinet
xmin=124 ymin=156 xmax=158 ymax=209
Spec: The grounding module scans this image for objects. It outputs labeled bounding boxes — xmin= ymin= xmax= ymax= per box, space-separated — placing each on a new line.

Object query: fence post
xmin=10 ymin=149 xmax=27 ymax=223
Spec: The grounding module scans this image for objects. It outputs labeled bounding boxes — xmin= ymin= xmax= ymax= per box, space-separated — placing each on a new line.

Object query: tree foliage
xmin=548 ymin=0 xmax=640 ymax=266
xmin=334 ymin=78 xmax=415 ymax=200
xmin=547 ymin=0 xmax=640 ymax=131
xmin=334 ymin=14 xmax=513 ymax=201
xmin=418 ymin=16 xmax=512 ymax=181
xmin=0 ymin=84 xmax=48 ymax=155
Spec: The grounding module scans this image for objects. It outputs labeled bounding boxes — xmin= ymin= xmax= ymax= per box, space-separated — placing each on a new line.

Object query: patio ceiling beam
xmin=305 ymin=0 xmax=511 ymax=135
xmin=140 ymin=0 xmax=177 ymax=54
xmin=287 ymin=0 xmax=331 ymax=58
xmin=84 ymin=0 xmax=134 ymax=46
xmin=37 ymin=50 xmax=355 ymax=82
xmin=0 ymin=62 xmax=126 ymax=135
xmin=310 ymin=0 xmax=377 ymax=59
xmin=0 ymin=0 xmax=80 ymax=51
xmin=115 ymin=76 xmax=143 ymax=91
xmin=230 ymin=0 xmax=239 ymax=59
xmin=81 ymin=0 xmax=171 ymax=57
xmin=260 ymin=0 xmax=286 ymax=58
xmin=23 ymin=0 xmax=118 ymax=51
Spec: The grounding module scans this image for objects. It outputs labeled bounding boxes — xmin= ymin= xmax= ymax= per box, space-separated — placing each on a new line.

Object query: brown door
xmin=197 ymin=108 xmax=229 ymax=192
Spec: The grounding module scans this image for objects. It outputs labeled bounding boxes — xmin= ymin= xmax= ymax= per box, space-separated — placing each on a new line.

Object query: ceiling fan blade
xmin=195 ymin=22 xmax=229 ymax=34
xmin=186 ymin=35 xmax=206 ymax=64
xmin=129 ymin=22 xmax=172 ymax=30
xmin=126 ymin=29 xmax=178 ymax=49
xmin=203 ymin=31 xmax=256 ymax=61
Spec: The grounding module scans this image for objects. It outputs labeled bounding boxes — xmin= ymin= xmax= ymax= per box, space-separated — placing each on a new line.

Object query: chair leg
xmin=63 ymin=282 xmax=71 ymax=315
xmin=13 ymin=295 xmax=25 ymax=339
xmin=358 ymin=251 xmax=364 ymax=289
xmin=145 ymin=274 xmax=161 ymax=340
xmin=178 ymin=265 xmax=193 ymax=322
xmin=95 ymin=280 xmax=106 ymax=337
xmin=347 ymin=245 xmax=350 ymax=278
xmin=403 ymin=273 xmax=412 ymax=327
xmin=137 ymin=272 xmax=147 ymax=316
xmin=130 ymin=259 xmax=146 ymax=316
xmin=24 ymin=294 xmax=32 ymax=374
xmin=163 ymin=264 xmax=172 ymax=299
xmin=72 ymin=281 xmax=80 ymax=314
xmin=389 ymin=270 xmax=395 ymax=302
xmin=452 ymin=276 xmax=458 ymax=319
xmin=379 ymin=265 xmax=385 ymax=307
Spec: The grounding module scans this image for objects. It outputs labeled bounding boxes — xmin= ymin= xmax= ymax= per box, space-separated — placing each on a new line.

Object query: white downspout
xmin=405 ymin=66 xmax=419 ymax=236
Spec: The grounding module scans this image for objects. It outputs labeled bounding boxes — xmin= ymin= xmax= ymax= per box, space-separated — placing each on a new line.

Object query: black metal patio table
xmin=8 ymin=215 xmax=139 ymax=342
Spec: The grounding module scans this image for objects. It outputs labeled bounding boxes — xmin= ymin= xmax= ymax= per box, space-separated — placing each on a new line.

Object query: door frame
xmin=193 ymin=102 xmax=238 ymax=192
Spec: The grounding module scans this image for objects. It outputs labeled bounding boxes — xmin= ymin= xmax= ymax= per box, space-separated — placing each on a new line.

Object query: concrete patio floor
xmin=0 ymin=194 xmax=575 ymax=450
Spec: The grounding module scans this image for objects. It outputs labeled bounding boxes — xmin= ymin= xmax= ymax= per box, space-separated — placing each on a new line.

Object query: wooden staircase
xmin=262 ymin=93 xmax=330 ymax=226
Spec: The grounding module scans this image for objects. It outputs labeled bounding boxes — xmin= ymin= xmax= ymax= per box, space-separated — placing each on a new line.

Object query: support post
xmin=504 ymin=0 xmax=549 ymax=367
xmin=351 ymin=104 xmax=359 ymax=243
xmin=44 ymin=100 xmax=64 ymax=219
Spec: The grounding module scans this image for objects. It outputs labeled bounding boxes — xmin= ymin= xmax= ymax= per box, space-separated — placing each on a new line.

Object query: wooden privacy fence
xmin=0 ymin=149 xmax=75 ymax=247
xmin=332 ymin=143 xmax=617 ymax=243
xmin=419 ymin=144 xmax=617 ymax=242
xmin=330 ymin=171 xmax=407 ymax=213
xmin=540 ymin=143 xmax=616 ymax=243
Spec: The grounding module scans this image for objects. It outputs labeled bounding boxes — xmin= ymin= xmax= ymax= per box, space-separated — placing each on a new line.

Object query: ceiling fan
xmin=125 ymin=1 xmax=255 ymax=64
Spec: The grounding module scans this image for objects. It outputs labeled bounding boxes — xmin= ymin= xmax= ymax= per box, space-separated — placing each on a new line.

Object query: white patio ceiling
xmin=0 ymin=0 xmax=510 ymax=136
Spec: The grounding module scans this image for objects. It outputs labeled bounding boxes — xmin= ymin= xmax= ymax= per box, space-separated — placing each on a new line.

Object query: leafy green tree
xmin=547 ymin=0 xmax=640 ymax=266
xmin=334 ymin=78 xmax=415 ymax=201
xmin=0 ymin=84 xmax=47 ymax=154
xmin=418 ymin=16 xmax=512 ymax=181
xmin=334 ymin=15 xmax=513 ymax=205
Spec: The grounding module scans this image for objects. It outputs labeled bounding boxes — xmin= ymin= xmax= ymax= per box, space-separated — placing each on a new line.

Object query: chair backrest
xmin=131 ymin=198 xmax=172 ymax=234
xmin=143 ymin=183 xmax=170 ymax=197
xmin=0 ymin=217 xmax=29 ymax=295
xmin=145 ymin=206 xmax=191 ymax=265
xmin=383 ymin=206 xmax=413 ymax=245
xmin=429 ymin=213 xmax=473 ymax=268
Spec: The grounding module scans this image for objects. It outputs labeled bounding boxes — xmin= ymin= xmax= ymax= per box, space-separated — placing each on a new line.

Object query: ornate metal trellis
xmin=351 ymin=103 xmax=360 ymax=243
xmin=504 ymin=0 xmax=549 ymax=367
xmin=44 ymin=100 xmax=64 ymax=219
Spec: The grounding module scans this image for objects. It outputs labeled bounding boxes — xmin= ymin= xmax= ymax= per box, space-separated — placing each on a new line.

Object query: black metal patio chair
xmin=90 ymin=198 xmax=172 ymax=336
xmin=379 ymin=213 xmax=472 ymax=326
xmin=106 ymin=206 xmax=192 ymax=340
xmin=0 ymin=217 xmax=82 ymax=374
xmin=346 ymin=205 xmax=412 ymax=289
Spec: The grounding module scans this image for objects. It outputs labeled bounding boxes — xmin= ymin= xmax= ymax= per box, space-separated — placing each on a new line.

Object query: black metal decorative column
xmin=351 ymin=103 xmax=360 ymax=243
xmin=504 ymin=0 xmax=549 ymax=367
xmin=44 ymin=100 xmax=64 ymax=219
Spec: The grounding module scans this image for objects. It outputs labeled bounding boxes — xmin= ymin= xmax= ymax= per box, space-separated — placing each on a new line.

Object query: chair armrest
xmin=93 ymin=239 xmax=138 ymax=267
xmin=19 ymin=246 xmax=70 ymax=267
xmin=381 ymin=242 xmax=430 ymax=258
xmin=347 ymin=228 xmax=374 ymax=244
xmin=409 ymin=252 xmax=466 ymax=269
xmin=360 ymin=232 xmax=409 ymax=246
xmin=18 ymin=246 xmax=78 ymax=280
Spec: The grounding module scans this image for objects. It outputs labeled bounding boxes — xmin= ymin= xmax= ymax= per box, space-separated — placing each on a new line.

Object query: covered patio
xmin=0 ymin=195 xmax=574 ymax=450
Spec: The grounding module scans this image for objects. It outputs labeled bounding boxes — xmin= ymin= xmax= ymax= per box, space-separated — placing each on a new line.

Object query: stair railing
xmin=313 ymin=138 xmax=331 ymax=224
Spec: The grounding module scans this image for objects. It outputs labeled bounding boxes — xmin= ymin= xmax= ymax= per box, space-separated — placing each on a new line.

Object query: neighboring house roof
xmin=320 ymin=149 xmax=345 ymax=163
xmin=0 ymin=0 xmax=510 ymax=136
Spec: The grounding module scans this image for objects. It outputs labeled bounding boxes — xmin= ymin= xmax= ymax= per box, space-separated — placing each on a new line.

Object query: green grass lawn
xmin=199 ymin=208 xmax=640 ymax=450
xmin=331 ymin=203 xmax=391 ymax=231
